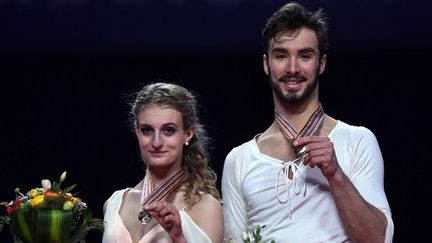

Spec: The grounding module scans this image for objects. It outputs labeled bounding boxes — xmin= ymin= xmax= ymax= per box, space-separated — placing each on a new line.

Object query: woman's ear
xmin=135 ymin=126 xmax=140 ymax=137
xmin=185 ymin=126 xmax=196 ymax=145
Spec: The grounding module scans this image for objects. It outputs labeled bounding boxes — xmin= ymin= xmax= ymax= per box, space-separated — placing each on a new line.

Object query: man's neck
xmin=274 ymin=99 xmax=321 ymax=131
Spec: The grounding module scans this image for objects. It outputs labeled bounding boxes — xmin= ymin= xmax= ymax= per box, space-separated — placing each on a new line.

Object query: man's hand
xmin=294 ymin=136 xmax=340 ymax=180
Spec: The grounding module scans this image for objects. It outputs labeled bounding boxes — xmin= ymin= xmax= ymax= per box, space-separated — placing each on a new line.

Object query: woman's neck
xmin=147 ymin=165 xmax=182 ymax=188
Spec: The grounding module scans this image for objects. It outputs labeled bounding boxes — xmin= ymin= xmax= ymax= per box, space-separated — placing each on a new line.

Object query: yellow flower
xmin=30 ymin=189 xmax=39 ymax=198
xmin=63 ymin=200 xmax=75 ymax=210
xmin=31 ymin=195 xmax=44 ymax=207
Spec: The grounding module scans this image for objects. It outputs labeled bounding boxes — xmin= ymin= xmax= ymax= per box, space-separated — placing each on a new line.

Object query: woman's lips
xmin=149 ymin=151 xmax=167 ymax=157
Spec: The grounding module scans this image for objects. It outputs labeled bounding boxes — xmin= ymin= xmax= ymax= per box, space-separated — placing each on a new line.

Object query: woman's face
xmin=135 ymin=104 xmax=194 ymax=172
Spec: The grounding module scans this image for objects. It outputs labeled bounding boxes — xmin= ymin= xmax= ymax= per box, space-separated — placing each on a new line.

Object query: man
xmin=221 ymin=2 xmax=393 ymax=242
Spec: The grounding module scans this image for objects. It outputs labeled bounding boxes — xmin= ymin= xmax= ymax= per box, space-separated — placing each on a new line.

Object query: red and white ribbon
xmin=273 ymin=104 xmax=324 ymax=219
xmin=274 ymin=103 xmax=324 ymax=140
xmin=141 ymin=167 xmax=184 ymax=208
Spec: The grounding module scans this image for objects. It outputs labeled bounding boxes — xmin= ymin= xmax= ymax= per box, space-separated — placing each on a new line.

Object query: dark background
xmin=0 ymin=0 xmax=430 ymax=242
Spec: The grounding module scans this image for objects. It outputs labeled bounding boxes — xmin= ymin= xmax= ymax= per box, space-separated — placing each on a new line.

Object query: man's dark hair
xmin=262 ymin=2 xmax=329 ymax=58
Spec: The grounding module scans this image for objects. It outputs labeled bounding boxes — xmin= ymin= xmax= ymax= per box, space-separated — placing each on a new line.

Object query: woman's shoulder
xmin=186 ymin=192 xmax=222 ymax=224
xmin=192 ymin=193 xmax=221 ymax=210
xmin=184 ymin=192 xmax=223 ymax=242
xmin=106 ymin=188 xmax=130 ymax=202
xmin=103 ymin=188 xmax=130 ymax=214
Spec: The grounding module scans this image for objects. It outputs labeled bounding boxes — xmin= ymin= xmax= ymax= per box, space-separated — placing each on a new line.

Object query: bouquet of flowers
xmin=229 ymin=225 xmax=275 ymax=243
xmin=0 ymin=171 xmax=103 ymax=243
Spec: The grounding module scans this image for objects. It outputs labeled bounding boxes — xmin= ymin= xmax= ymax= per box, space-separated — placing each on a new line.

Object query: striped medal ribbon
xmin=274 ymin=104 xmax=324 ymax=218
xmin=274 ymin=104 xmax=324 ymax=156
xmin=138 ymin=167 xmax=184 ymax=224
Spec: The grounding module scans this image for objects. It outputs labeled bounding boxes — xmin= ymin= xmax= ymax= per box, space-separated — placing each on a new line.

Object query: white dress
xmin=222 ymin=121 xmax=394 ymax=243
xmin=102 ymin=189 xmax=212 ymax=243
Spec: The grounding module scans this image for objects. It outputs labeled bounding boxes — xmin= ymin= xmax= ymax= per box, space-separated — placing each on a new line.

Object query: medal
xmin=138 ymin=167 xmax=184 ymax=224
xmin=275 ymin=103 xmax=324 ymax=158
xmin=295 ymin=146 xmax=308 ymax=157
xmin=138 ymin=210 xmax=152 ymax=224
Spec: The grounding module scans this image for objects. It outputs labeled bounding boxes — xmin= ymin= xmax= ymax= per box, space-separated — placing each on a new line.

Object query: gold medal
xmin=138 ymin=210 xmax=151 ymax=224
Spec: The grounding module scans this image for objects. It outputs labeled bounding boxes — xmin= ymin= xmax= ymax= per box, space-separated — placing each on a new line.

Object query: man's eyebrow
xmin=270 ymin=47 xmax=288 ymax=53
xmin=270 ymin=47 xmax=316 ymax=54
xmin=298 ymin=47 xmax=316 ymax=54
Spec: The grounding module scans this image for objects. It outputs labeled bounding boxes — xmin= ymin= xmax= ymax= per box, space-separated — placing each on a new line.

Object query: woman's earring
xmin=185 ymin=141 xmax=189 ymax=146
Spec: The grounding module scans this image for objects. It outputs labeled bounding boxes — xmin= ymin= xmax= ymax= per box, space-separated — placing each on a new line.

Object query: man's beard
xmin=269 ymin=71 xmax=319 ymax=105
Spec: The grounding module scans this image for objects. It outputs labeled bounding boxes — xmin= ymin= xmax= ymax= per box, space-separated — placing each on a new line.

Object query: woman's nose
xmin=152 ymin=133 xmax=163 ymax=148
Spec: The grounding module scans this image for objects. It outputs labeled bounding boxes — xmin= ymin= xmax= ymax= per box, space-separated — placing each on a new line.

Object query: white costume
xmin=102 ymin=189 xmax=212 ymax=243
xmin=222 ymin=121 xmax=394 ymax=243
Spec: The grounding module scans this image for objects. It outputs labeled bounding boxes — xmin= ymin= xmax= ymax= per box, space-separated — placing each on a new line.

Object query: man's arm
xmin=294 ymin=130 xmax=392 ymax=243
xmin=329 ymin=167 xmax=388 ymax=243
xmin=221 ymin=148 xmax=248 ymax=242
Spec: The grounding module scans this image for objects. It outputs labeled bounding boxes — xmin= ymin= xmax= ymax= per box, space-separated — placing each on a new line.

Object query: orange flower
xmin=44 ymin=191 xmax=60 ymax=199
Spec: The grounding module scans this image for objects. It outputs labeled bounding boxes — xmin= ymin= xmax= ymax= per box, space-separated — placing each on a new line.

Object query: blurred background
xmin=0 ymin=0 xmax=430 ymax=242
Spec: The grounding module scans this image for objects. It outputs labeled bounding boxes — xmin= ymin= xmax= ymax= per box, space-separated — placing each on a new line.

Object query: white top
xmin=102 ymin=189 xmax=212 ymax=243
xmin=222 ymin=121 xmax=394 ymax=243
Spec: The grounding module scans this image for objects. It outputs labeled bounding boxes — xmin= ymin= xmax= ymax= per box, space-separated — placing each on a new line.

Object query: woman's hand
xmin=145 ymin=201 xmax=187 ymax=243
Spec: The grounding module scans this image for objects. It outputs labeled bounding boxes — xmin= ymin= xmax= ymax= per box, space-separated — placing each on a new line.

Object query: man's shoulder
xmin=228 ymin=135 xmax=257 ymax=150
xmin=228 ymin=136 xmax=257 ymax=154
xmin=224 ymin=136 xmax=258 ymax=166
xmin=331 ymin=120 xmax=377 ymax=144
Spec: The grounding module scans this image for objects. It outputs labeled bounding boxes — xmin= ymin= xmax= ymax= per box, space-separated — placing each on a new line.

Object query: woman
xmin=102 ymin=82 xmax=224 ymax=243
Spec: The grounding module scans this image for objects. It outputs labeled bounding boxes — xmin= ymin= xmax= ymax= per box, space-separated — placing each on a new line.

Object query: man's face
xmin=263 ymin=27 xmax=326 ymax=105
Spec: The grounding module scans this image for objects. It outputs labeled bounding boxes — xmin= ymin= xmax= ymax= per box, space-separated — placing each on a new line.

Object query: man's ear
xmin=319 ymin=54 xmax=327 ymax=75
xmin=263 ymin=54 xmax=270 ymax=75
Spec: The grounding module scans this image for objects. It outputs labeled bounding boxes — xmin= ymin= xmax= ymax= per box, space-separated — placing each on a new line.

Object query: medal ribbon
xmin=140 ymin=167 xmax=184 ymax=209
xmin=273 ymin=104 xmax=324 ymax=219
xmin=274 ymin=103 xmax=324 ymax=140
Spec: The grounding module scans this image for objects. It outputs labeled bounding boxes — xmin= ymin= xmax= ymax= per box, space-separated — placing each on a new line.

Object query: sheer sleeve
xmin=221 ymin=147 xmax=248 ymax=242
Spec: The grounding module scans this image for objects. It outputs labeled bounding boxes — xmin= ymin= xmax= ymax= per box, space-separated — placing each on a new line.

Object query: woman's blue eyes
xmin=139 ymin=127 xmax=177 ymax=135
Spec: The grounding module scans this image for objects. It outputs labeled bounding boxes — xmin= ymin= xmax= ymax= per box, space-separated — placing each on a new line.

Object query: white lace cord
xmin=275 ymin=157 xmax=307 ymax=219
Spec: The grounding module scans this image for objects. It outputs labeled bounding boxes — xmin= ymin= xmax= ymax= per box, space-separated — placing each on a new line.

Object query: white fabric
xmin=102 ymin=189 xmax=212 ymax=243
xmin=222 ymin=121 xmax=394 ymax=243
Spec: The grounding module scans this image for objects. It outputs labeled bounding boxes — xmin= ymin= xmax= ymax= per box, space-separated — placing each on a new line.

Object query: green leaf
xmin=63 ymin=184 xmax=77 ymax=194
xmin=10 ymin=209 xmax=35 ymax=243
xmin=0 ymin=215 xmax=10 ymax=232
xmin=51 ymin=181 xmax=60 ymax=192
xmin=10 ymin=209 xmax=76 ymax=243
